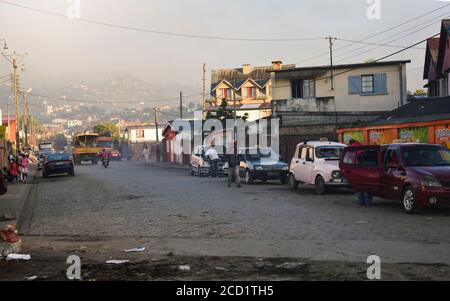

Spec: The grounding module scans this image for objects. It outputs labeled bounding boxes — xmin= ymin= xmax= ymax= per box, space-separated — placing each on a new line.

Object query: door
xmin=341 ymin=146 xmax=381 ymax=194
xmin=290 ymin=146 xmax=303 ymax=181
xmin=380 ymin=148 xmax=406 ymax=200
xmin=299 ymin=147 xmax=315 ymax=184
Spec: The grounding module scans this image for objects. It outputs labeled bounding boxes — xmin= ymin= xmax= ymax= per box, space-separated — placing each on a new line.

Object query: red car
xmin=340 ymin=144 xmax=450 ymax=214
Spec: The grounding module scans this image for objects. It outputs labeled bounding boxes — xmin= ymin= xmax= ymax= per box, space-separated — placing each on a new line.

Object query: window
xmin=384 ymin=149 xmax=400 ymax=166
xmin=291 ymin=80 xmax=303 ymax=98
xmin=303 ymin=79 xmax=315 ymax=99
xmin=267 ymin=86 xmax=272 ymax=97
xmin=244 ymin=87 xmax=257 ymax=98
xmin=300 ymin=147 xmax=308 ymax=160
xmin=362 ymin=75 xmax=374 ymax=93
xmin=136 ymin=130 xmax=145 ymax=139
xmin=343 ymin=151 xmax=357 ymax=165
xmin=349 ymin=74 xmax=387 ymax=95
xmin=356 ymin=150 xmax=378 ymax=166
xmin=220 ymin=88 xmax=231 ymax=99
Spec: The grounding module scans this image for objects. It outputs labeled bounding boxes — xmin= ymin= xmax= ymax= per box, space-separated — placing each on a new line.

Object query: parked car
xmin=110 ymin=150 xmax=122 ymax=161
xmin=340 ymin=143 xmax=450 ymax=214
xmin=190 ymin=145 xmax=228 ymax=177
xmin=238 ymin=147 xmax=289 ymax=184
xmin=42 ymin=153 xmax=75 ymax=178
xmin=288 ymin=141 xmax=349 ymax=194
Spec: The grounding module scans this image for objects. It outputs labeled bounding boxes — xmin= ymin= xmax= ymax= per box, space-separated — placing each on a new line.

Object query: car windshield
xmin=402 ymin=146 xmax=450 ymax=167
xmin=47 ymin=154 xmax=71 ymax=162
xmin=96 ymin=140 xmax=113 ymax=148
xmin=316 ymin=146 xmax=343 ymax=159
xmin=39 ymin=144 xmax=53 ymax=150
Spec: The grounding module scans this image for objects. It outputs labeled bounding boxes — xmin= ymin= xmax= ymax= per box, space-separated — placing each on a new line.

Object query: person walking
xmin=143 ymin=144 xmax=151 ymax=164
xmin=348 ymin=139 xmax=372 ymax=207
xmin=10 ymin=158 xmax=19 ymax=183
xmin=20 ymin=154 xmax=29 ymax=184
xmin=227 ymin=143 xmax=241 ymax=188
xmin=204 ymin=147 xmax=219 ymax=177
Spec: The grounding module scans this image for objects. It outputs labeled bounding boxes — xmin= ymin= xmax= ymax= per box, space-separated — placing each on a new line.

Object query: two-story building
xmin=270 ymin=60 xmax=410 ymax=161
xmin=424 ymin=19 xmax=450 ymax=97
xmin=208 ymin=61 xmax=295 ymax=121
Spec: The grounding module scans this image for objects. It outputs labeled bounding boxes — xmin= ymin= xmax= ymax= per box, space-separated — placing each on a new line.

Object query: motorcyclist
xmin=100 ymin=148 xmax=110 ymax=162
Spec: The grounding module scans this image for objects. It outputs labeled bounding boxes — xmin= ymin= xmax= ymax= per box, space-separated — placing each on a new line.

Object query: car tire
xmin=43 ymin=171 xmax=48 ymax=178
xmin=69 ymin=170 xmax=75 ymax=177
xmin=289 ymin=173 xmax=299 ymax=190
xmin=245 ymin=170 xmax=254 ymax=185
xmin=402 ymin=186 xmax=421 ymax=214
xmin=197 ymin=166 xmax=202 ymax=177
xmin=315 ymin=175 xmax=326 ymax=195
xmin=280 ymin=175 xmax=288 ymax=185
xmin=189 ymin=165 xmax=195 ymax=176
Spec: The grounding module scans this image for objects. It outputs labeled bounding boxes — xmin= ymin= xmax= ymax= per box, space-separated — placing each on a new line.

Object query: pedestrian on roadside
xmin=204 ymin=146 xmax=219 ymax=177
xmin=143 ymin=144 xmax=151 ymax=164
xmin=348 ymin=139 xmax=373 ymax=207
xmin=20 ymin=154 xmax=29 ymax=184
xmin=10 ymin=159 xmax=19 ymax=183
xmin=227 ymin=143 xmax=241 ymax=188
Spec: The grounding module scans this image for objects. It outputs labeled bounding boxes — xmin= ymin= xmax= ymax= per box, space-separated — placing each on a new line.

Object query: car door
xmin=290 ymin=146 xmax=303 ymax=181
xmin=299 ymin=146 xmax=315 ymax=184
xmin=380 ymin=148 xmax=405 ymax=201
xmin=340 ymin=146 xmax=382 ymax=194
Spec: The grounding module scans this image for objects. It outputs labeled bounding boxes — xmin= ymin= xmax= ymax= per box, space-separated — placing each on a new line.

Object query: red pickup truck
xmin=340 ymin=144 xmax=450 ymax=214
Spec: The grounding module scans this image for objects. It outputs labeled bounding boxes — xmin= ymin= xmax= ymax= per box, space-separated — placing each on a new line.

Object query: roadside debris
xmin=6 ymin=254 xmax=31 ymax=261
xmin=105 ymin=260 xmax=130 ymax=265
xmin=0 ymin=225 xmax=22 ymax=259
xmin=275 ymin=262 xmax=306 ymax=269
xmin=0 ymin=224 xmax=20 ymax=244
xmin=356 ymin=220 xmax=369 ymax=225
xmin=0 ymin=213 xmax=17 ymax=222
xmin=179 ymin=265 xmax=191 ymax=271
xmin=124 ymin=247 xmax=146 ymax=253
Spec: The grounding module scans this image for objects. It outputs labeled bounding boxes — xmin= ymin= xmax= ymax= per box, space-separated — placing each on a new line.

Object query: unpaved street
xmin=1 ymin=161 xmax=450 ymax=280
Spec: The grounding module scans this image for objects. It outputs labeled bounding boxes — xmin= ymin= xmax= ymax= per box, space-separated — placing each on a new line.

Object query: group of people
xmin=3 ymin=152 xmax=30 ymax=184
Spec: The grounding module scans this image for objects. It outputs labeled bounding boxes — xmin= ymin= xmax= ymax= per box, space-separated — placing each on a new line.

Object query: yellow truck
xmin=71 ymin=133 xmax=101 ymax=165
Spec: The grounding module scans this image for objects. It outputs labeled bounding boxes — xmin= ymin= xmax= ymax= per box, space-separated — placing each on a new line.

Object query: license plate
xmin=56 ymin=162 xmax=64 ymax=166
xmin=268 ymin=172 xmax=279 ymax=177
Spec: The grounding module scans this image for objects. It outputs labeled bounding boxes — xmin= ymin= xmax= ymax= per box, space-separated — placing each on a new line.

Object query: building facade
xmin=270 ymin=60 xmax=410 ymax=161
xmin=209 ymin=61 xmax=295 ymax=121
xmin=424 ymin=20 xmax=450 ymax=97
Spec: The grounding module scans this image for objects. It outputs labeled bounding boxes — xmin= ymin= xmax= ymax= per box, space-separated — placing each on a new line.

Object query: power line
xmin=0 ymin=0 xmax=325 ymax=42
xmin=27 ymin=92 xmax=203 ymax=104
xmin=294 ymin=3 xmax=450 ymax=65
xmin=333 ymin=14 xmax=447 ymax=64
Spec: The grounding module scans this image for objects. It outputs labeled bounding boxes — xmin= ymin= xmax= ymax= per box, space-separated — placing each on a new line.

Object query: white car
xmin=288 ymin=141 xmax=349 ymax=194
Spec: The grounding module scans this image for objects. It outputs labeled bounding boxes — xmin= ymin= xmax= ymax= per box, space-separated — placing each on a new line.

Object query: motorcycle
xmin=102 ymin=157 xmax=110 ymax=168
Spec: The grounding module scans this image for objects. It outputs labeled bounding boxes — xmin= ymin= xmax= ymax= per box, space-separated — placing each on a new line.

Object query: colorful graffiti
xmin=397 ymin=127 xmax=429 ymax=143
xmin=343 ymin=131 xmax=364 ymax=144
xmin=436 ymin=128 xmax=450 ymax=149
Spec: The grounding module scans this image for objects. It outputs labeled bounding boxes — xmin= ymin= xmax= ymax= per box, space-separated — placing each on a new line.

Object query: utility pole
xmin=154 ymin=107 xmax=159 ymax=143
xmin=233 ymin=79 xmax=237 ymax=158
xmin=202 ymin=63 xmax=206 ymax=118
xmin=2 ymin=52 xmax=27 ymax=154
xmin=180 ymin=91 xmax=183 ymax=120
xmin=6 ymin=103 xmax=10 ymax=143
xmin=22 ymin=91 xmax=28 ymax=147
xmin=326 ymin=36 xmax=337 ymax=91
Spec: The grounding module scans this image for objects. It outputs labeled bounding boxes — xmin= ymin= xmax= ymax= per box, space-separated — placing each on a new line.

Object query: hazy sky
xmin=0 ymin=0 xmax=446 ymax=98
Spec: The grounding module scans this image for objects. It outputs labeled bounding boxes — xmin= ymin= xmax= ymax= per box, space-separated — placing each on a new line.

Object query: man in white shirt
xmin=204 ymin=147 xmax=219 ymax=177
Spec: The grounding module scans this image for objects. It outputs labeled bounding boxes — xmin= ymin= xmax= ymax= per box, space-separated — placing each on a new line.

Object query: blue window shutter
xmin=374 ymin=73 xmax=387 ymax=94
xmin=348 ymin=76 xmax=361 ymax=95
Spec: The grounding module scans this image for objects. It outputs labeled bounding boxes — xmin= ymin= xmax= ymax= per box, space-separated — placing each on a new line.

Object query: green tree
xmin=206 ymin=100 xmax=249 ymax=123
xmin=93 ymin=123 xmax=120 ymax=141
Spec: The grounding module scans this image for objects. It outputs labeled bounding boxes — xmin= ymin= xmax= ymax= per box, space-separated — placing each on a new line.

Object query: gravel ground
xmin=1 ymin=160 xmax=448 ymax=280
